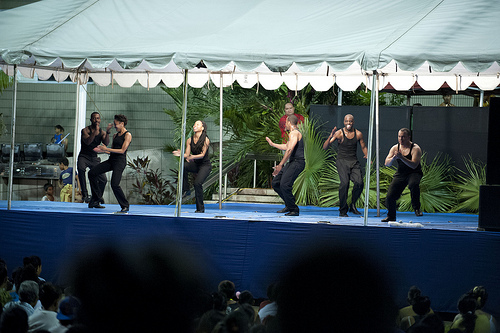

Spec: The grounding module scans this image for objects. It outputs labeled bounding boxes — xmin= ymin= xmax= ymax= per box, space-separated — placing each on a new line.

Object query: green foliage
xmin=293 ymin=118 xmax=332 ymax=205
xmin=381 ymin=153 xmax=456 ymax=213
xmin=127 ymin=156 xmax=176 ymax=205
xmin=0 ymin=70 xmax=13 ymax=94
xmin=161 ymin=85 xmax=221 ymax=149
xmin=0 ymin=113 xmax=6 ymax=138
xmin=452 ymin=156 xmax=486 ymax=213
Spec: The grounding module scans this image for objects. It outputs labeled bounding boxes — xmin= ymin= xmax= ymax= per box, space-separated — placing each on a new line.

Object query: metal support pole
xmin=7 ymin=66 xmax=18 ymax=210
xmin=479 ymin=90 xmax=484 ymax=107
xmin=375 ymin=76 xmax=380 ymax=217
xmin=253 ymin=159 xmax=257 ymax=188
xmin=175 ymin=70 xmax=189 ymax=217
xmin=338 ymin=87 xmax=343 ymax=106
xmin=219 ymin=74 xmax=223 ymax=209
xmin=224 ymin=173 xmax=228 ymax=199
xmin=363 ymin=71 xmax=377 ymax=226
xmin=72 ymin=81 xmax=80 ymax=202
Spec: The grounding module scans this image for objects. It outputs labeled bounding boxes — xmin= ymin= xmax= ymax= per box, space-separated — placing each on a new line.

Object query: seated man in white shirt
xmin=28 ymin=283 xmax=62 ymax=333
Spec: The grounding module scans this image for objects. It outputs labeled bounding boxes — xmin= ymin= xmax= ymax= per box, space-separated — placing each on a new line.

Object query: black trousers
xmin=386 ymin=172 xmax=423 ymax=218
xmin=77 ymin=153 xmax=106 ymax=198
xmin=272 ymin=160 xmax=305 ymax=213
xmin=183 ymin=161 xmax=211 ymax=211
xmin=337 ymin=158 xmax=363 ymax=215
xmin=89 ymin=157 xmax=129 ymax=209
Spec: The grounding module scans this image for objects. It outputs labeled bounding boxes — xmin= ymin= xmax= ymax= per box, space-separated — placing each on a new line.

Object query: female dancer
xmin=173 ymin=120 xmax=211 ymax=213
xmin=88 ymin=114 xmax=132 ymax=213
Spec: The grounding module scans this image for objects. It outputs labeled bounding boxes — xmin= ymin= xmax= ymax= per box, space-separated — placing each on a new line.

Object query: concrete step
xmin=223 ymin=194 xmax=283 ymax=204
xmin=238 ymin=188 xmax=277 ymax=196
xmin=211 ymin=188 xmax=283 ymax=204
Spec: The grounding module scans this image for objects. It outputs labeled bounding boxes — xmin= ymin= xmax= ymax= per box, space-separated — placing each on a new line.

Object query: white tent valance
xmin=3 ymin=60 xmax=499 ymax=92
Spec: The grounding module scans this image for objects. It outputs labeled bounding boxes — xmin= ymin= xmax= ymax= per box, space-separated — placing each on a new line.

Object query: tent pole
xmin=338 ymin=87 xmax=343 ymax=106
xmin=175 ymin=70 xmax=189 ymax=217
xmin=375 ymin=75 xmax=380 ymax=217
xmin=363 ymin=71 xmax=377 ymax=226
xmin=219 ymin=74 xmax=223 ymax=209
xmin=72 ymin=80 xmax=80 ymax=202
xmin=7 ymin=65 xmax=18 ymax=210
xmin=479 ymin=90 xmax=484 ymax=107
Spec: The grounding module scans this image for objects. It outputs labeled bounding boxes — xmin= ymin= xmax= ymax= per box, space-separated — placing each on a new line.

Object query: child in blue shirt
xmin=58 ymin=157 xmax=81 ymax=202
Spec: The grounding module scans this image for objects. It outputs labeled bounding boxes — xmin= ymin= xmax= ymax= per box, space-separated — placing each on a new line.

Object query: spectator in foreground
xmin=50 ymin=296 xmax=82 ymax=333
xmin=0 ymin=306 xmax=29 ymax=333
xmin=3 ymin=281 xmax=39 ymax=317
xmin=468 ymin=286 xmax=497 ymax=333
xmin=450 ymin=293 xmax=490 ymax=333
xmin=218 ymin=280 xmax=239 ymax=314
xmin=28 ymin=282 xmax=62 ymax=333
xmin=276 ymin=245 xmax=398 ymax=333
xmin=68 ymin=239 xmax=207 ymax=333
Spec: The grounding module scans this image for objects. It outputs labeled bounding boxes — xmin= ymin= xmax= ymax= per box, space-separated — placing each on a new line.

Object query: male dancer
xmin=323 ymin=114 xmax=367 ymax=217
xmin=89 ymin=114 xmax=131 ymax=213
xmin=382 ymin=128 xmax=423 ymax=222
xmin=78 ymin=112 xmax=112 ymax=203
xmin=266 ymin=115 xmax=305 ymax=216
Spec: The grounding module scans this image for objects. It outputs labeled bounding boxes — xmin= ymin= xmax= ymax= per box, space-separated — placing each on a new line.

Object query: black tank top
xmin=80 ymin=127 xmax=105 ymax=157
xmin=289 ymin=130 xmax=304 ymax=162
xmin=110 ymin=131 xmax=129 ymax=161
xmin=396 ymin=143 xmax=422 ymax=175
xmin=337 ymin=128 xmax=358 ymax=161
xmin=190 ymin=135 xmax=211 ymax=164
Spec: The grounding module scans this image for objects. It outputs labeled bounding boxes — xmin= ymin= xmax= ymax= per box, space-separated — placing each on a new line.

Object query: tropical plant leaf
xmin=383 ymin=153 xmax=456 ymax=213
xmin=292 ymin=118 xmax=332 ymax=206
xmin=452 ymin=156 xmax=486 ymax=213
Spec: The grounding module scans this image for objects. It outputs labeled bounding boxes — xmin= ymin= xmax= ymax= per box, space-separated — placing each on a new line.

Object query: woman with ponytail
xmin=450 ymin=293 xmax=490 ymax=333
xmin=173 ymin=120 xmax=211 ymax=213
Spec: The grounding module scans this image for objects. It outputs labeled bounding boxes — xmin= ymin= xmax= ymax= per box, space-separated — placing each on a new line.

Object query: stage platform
xmin=1 ymin=200 xmax=499 ymax=317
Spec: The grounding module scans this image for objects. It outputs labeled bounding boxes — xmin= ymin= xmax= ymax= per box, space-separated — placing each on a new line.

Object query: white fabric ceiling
xmin=1 ymin=0 xmax=499 ymax=91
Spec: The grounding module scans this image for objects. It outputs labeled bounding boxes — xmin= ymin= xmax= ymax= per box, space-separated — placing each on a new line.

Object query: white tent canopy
xmin=1 ymin=0 xmax=500 ymax=91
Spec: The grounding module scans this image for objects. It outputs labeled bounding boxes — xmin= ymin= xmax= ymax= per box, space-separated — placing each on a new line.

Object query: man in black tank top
xmin=323 ymin=114 xmax=367 ymax=217
xmin=78 ymin=112 xmax=112 ymax=203
xmin=266 ymin=115 xmax=305 ymax=216
xmin=89 ymin=114 xmax=132 ymax=213
xmin=382 ymin=128 xmax=424 ymax=222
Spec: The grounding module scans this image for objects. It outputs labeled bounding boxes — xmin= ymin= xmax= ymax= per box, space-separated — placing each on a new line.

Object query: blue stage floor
xmin=0 ymin=200 xmax=480 ymax=232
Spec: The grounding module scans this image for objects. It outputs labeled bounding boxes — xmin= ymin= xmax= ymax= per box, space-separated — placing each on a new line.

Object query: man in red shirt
xmin=279 ymin=103 xmax=304 ymax=142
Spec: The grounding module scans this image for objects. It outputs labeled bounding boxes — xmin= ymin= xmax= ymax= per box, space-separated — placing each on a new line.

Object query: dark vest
xmin=80 ymin=127 xmax=105 ymax=157
xmin=190 ymin=135 xmax=210 ymax=164
xmin=110 ymin=131 xmax=129 ymax=161
xmin=289 ymin=130 xmax=304 ymax=162
xmin=337 ymin=128 xmax=358 ymax=161
xmin=396 ymin=143 xmax=422 ymax=175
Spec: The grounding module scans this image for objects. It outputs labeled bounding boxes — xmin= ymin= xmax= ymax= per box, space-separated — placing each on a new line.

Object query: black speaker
xmin=486 ymin=98 xmax=500 ymax=185
xmin=478 ymin=185 xmax=500 ymax=231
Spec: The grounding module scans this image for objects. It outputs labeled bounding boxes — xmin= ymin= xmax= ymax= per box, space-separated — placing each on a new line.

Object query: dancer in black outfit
xmin=266 ymin=114 xmax=305 ymax=216
xmin=78 ymin=112 xmax=112 ymax=203
xmin=173 ymin=120 xmax=212 ymax=213
xmin=323 ymin=114 xmax=367 ymax=217
xmin=382 ymin=128 xmax=423 ymax=222
xmin=88 ymin=114 xmax=132 ymax=213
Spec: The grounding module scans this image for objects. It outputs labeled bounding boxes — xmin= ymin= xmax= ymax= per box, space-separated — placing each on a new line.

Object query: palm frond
xmin=293 ymin=118 xmax=332 ymax=205
xmin=452 ymin=156 xmax=486 ymax=213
